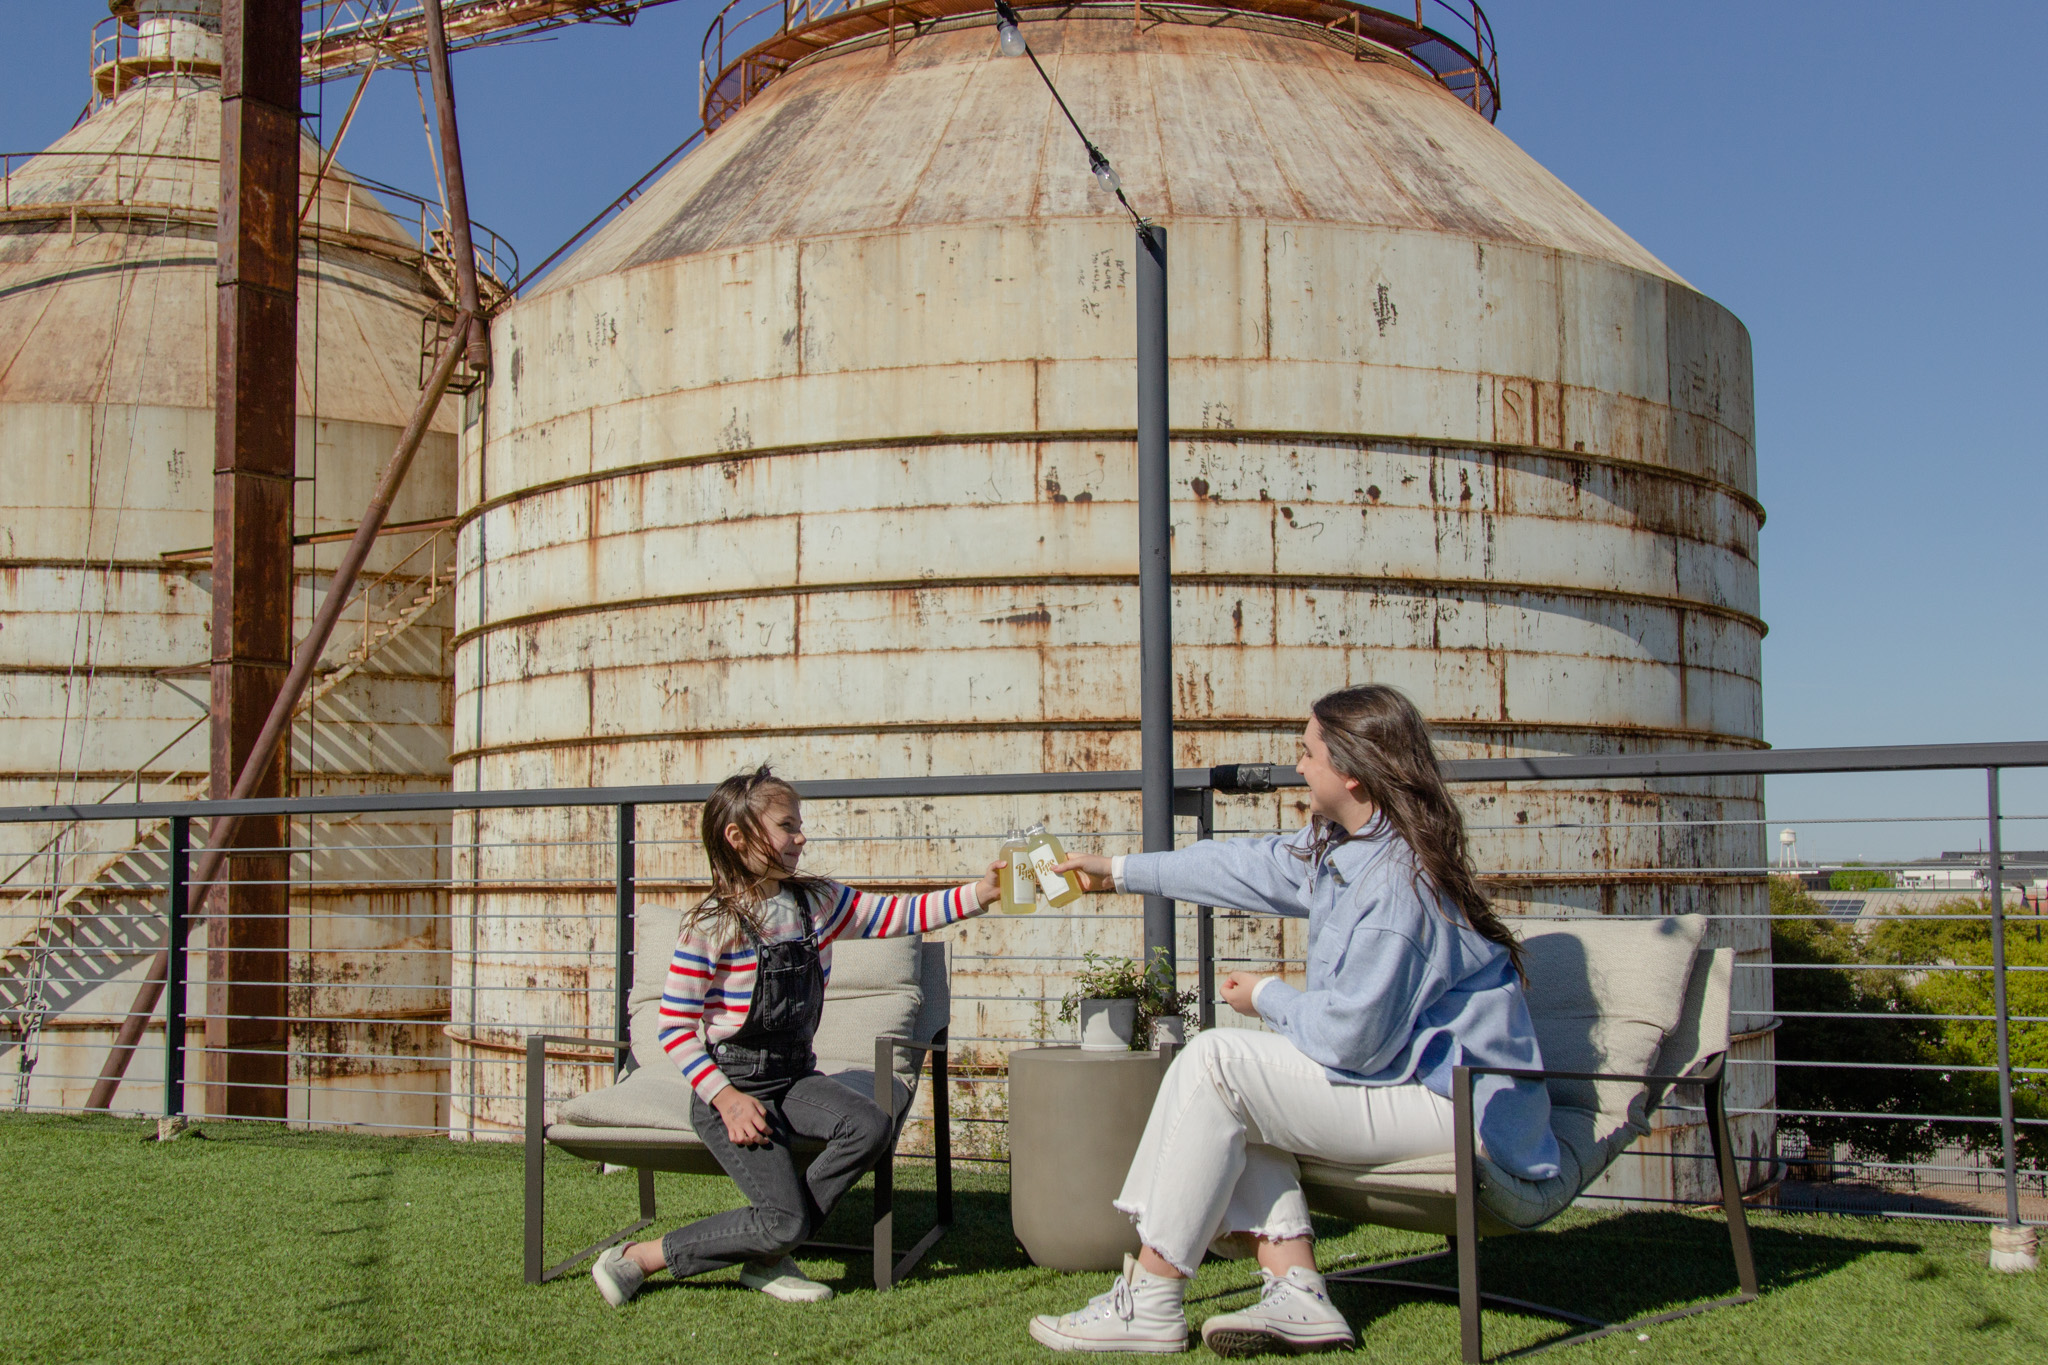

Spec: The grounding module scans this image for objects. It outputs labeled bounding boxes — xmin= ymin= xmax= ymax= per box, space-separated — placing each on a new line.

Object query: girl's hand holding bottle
xmin=973 ymin=859 xmax=1004 ymax=911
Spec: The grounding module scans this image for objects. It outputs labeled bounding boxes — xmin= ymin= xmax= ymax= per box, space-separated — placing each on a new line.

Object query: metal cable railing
xmin=3 ymin=739 xmax=2046 ymax=1221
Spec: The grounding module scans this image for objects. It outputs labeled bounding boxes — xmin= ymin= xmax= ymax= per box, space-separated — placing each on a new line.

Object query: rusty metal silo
xmin=455 ymin=2 xmax=1768 ymax=1193
xmin=0 ymin=1 xmax=479 ymax=1129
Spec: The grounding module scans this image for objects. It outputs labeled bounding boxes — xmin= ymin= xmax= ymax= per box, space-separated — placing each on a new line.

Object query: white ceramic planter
xmin=1078 ymin=998 xmax=1138 ymax=1051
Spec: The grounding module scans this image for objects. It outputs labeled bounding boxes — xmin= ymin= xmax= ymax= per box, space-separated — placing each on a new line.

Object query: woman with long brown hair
xmin=1029 ymin=686 xmax=1559 ymax=1356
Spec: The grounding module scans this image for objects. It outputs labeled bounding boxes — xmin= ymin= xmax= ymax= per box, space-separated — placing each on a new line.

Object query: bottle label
xmin=1028 ymin=842 xmax=1074 ymax=899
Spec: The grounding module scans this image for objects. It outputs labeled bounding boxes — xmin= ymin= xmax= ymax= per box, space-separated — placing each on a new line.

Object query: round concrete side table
xmin=1008 ymin=1044 xmax=1175 ymax=1271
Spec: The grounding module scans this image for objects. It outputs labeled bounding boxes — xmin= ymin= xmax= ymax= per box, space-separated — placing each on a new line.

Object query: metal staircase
xmin=2 ymin=781 xmax=206 ymax=1107
xmin=299 ymin=558 xmax=457 ymax=716
xmin=4 ymin=536 xmax=456 ymax=1106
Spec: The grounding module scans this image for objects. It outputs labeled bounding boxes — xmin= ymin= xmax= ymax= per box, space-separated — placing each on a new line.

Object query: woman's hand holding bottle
xmin=1048 ymin=854 xmax=1116 ymax=893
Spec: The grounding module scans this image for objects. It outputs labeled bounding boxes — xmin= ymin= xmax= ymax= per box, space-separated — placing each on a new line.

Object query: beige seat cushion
xmin=557 ymin=1058 xmax=911 ymax=1132
xmin=1520 ymin=915 xmax=1705 ymax=1124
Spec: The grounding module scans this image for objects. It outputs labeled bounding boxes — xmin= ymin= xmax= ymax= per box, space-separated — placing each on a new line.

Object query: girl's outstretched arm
xmin=814 ymin=863 xmax=1001 ymax=945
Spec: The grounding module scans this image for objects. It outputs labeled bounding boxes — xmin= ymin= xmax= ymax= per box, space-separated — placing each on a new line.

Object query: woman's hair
xmin=690 ymin=764 xmax=828 ymax=942
xmin=1304 ymin=685 xmax=1525 ymax=977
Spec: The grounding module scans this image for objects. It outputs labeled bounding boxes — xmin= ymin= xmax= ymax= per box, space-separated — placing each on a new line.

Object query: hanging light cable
xmin=993 ymin=1 xmax=1142 ymax=224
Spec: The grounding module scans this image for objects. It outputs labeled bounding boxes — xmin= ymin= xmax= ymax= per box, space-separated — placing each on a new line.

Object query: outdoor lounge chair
xmin=523 ymin=901 xmax=952 ymax=1290
xmin=1303 ymin=914 xmax=1758 ymax=1362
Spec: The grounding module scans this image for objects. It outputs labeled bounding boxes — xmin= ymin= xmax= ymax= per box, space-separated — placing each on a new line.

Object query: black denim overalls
xmin=705 ymin=887 xmax=826 ymax=1102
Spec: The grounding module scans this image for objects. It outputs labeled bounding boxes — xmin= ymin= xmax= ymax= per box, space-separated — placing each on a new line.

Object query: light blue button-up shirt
xmin=1122 ymin=825 xmax=1562 ymax=1180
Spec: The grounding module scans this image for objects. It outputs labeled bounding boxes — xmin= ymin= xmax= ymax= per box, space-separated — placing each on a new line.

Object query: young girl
xmin=1030 ymin=685 xmax=1560 ymax=1356
xmin=593 ymin=765 xmax=1000 ymax=1307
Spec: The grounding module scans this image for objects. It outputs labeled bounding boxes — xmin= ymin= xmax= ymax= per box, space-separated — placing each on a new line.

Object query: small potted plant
xmin=1060 ymin=949 xmax=1201 ymax=1052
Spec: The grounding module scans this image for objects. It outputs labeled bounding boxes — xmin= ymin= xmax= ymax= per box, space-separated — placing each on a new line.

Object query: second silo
xmin=455 ymin=2 xmax=1768 ymax=1193
xmin=0 ymin=1 xmax=481 ymax=1128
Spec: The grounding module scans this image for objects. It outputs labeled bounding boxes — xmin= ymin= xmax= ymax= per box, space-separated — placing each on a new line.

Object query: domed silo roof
xmin=461 ymin=5 xmax=1765 ymax=1182
xmin=0 ymin=33 xmax=474 ymax=1125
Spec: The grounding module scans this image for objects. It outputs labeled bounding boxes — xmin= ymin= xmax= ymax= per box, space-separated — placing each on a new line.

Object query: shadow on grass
xmin=1311 ymin=1211 xmax=1921 ymax=1350
xmin=542 ymin=1170 xmax=1028 ymax=1293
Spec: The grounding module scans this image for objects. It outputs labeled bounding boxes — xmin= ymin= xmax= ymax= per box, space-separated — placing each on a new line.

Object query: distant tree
xmin=1769 ymin=878 xmax=2046 ymax=1166
xmin=1829 ymin=864 xmax=1894 ymax=892
xmin=1771 ymin=877 xmax=1952 ymax=1163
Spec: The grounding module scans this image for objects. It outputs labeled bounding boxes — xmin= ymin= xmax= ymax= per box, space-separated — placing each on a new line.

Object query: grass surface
xmin=3 ymin=1113 xmax=2044 ymax=1363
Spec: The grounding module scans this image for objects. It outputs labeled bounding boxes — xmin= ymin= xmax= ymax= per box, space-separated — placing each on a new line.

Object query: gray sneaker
xmin=592 ymin=1244 xmax=648 ymax=1307
xmin=739 ymin=1255 xmax=834 ymax=1303
xmin=1200 ymin=1267 xmax=1354 ymax=1356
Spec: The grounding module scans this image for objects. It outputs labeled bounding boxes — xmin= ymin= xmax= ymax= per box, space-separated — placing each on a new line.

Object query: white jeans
xmin=1113 ymin=1027 xmax=1457 ymax=1275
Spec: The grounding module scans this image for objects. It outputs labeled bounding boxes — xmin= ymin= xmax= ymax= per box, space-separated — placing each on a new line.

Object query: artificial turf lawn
xmin=3 ymin=1113 xmax=2043 ymax=1363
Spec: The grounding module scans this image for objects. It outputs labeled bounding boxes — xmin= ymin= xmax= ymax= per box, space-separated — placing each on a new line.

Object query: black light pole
xmin=1135 ymin=223 xmax=1172 ymax=974
xmin=995 ymin=5 xmax=1174 ymax=974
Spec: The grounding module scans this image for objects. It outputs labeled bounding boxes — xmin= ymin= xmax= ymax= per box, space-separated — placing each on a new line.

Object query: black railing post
xmin=615 ymin=803 xmax=636 ymax=1078
xmin=1986 ymin=768 xmax=2019 ymax=1228
xmin=164 ymin=815 xmax=190 ymax=1120
xmin=1196 ymin=786 xmax=1216 ymax=1030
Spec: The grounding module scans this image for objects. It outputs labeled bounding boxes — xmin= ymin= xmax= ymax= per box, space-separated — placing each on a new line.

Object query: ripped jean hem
xmin=1114 ymin=1199 xmax=1315 ymax=1277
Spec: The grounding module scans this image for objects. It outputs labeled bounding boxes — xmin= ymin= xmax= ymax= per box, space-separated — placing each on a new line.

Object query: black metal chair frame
xmin=523 ymin=1029 xmax=953 ymax=1291
xmin=1323 ymin=1055 xmax=1759 ymax=1362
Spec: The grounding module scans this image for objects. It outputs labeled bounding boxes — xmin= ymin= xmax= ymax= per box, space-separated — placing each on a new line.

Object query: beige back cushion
xmin=1519 ymin=914 xmax=1705 ymax=1121
xmin=627 ymin=899 xmax=924 ymax=1078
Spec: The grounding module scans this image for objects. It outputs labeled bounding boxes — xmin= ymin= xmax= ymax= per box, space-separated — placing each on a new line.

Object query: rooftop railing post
xmin=164 ymin=815 xmax=190 ymax=1121
xmin=615 ymin=803 xmax=636 ymax=1079
xmin=1137 ymin=221 xmax=1174 ymax=975
xmin=1195 ymin=785 xmax=1216 ymax=1030
xmin=1986 ymin=768 xmax=2020 ymax=1229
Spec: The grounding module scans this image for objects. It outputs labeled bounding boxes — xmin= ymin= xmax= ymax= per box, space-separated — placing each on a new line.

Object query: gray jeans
xmin=662 ymin=1072 xmax=895 ymax=1279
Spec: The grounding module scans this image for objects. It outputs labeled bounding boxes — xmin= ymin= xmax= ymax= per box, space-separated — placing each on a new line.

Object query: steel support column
xmin=1987 ymin=768 xmax=2020 ymax=1228
xmin=420 ymin=0 xmax=489 ymax=371
xmin=1136 ymin=223 xmax=1173 ymax=972
xmin=614 ymin=803 xmax=635 ymax=1078
xmin=207 ymin=0 xmax=300 ymax=1121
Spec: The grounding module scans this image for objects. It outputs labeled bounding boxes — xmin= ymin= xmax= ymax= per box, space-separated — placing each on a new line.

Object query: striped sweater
xmin=657 ymin=880 xmax=985 ymax=1102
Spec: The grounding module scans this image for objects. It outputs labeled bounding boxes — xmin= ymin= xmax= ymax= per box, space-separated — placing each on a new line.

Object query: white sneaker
xmin=1029 ymin=1254 xmax=1190 ymax=1353
xmin=592 ymin=1244 xmax=647 ymax=1308
xmin=739 ymin=1255 xmax=834 ymax=1303
xmin=1200 ymin=1266 xmax=1354 ymax=1356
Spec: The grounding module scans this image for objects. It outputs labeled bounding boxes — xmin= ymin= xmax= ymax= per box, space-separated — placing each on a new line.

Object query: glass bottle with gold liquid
xmin=1022 ymin=824 xmax=1084 ymax=909
xmin=998 ymin=831 xmax=1038 ymax=914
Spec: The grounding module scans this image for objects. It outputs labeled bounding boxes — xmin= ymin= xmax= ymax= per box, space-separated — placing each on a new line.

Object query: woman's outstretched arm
xmin=1110 ymin=833 xmax=1316 ymax=918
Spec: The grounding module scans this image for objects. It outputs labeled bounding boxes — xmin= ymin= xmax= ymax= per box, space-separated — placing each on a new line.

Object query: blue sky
xmin=4 ymin=2 xmax=2042 ymax=861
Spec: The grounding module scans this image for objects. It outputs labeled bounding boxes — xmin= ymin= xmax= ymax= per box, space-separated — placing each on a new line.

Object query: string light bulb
xmin=1088 ymin=146 xmax=1121 ymax=194
xmin=995 ymin=0 xmax=1027 ymax=57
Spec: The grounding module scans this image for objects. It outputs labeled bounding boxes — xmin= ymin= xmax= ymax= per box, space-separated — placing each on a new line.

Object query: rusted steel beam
xmin=303 ymin=0 xmax=664 ymax=80
xmin=85 ymin=316 xmax=476 ymax=1112
xmin=205 ymin=0 xmax=302 ymax=1122
xmin=421 ymin=0 xmax=489 ymax=371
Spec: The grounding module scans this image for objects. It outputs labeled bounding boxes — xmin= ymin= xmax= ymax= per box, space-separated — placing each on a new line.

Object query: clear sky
xmin=3 ymin=2 xmax=2042 ymax=863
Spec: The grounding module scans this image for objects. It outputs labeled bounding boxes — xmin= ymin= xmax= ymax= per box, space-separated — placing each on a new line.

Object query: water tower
xmin=454 ymin=2 xmax=1769 ymax=1194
